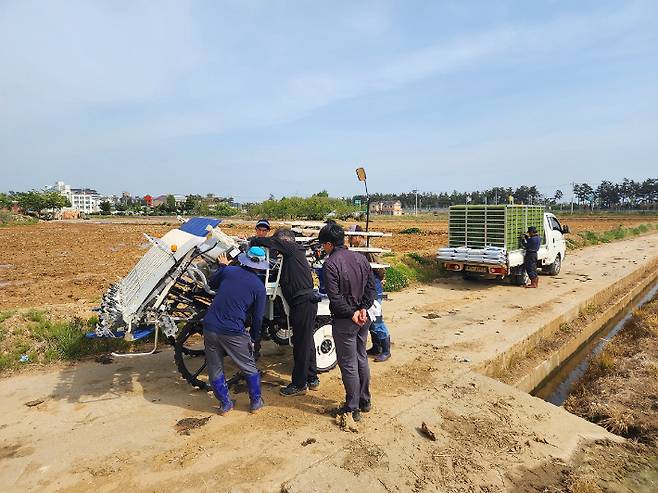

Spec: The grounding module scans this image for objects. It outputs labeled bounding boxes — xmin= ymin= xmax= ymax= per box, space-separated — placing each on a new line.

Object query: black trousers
xmin=524 ymin=251 xmax=538 ymax=280
xmin=290 ymin=300 xmax=318 ymax=388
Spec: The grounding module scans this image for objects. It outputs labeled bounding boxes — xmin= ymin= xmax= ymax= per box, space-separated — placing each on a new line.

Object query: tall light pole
xmin=356 ymin=167 xmax=370 ymax=246
xmin=412 ymin=189 xmax=419 ymax=216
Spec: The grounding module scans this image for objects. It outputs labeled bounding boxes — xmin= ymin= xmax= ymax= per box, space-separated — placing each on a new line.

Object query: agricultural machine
xmin=93 ymin=218 xmax=391 ymax=391
xmin=92 ymin=217 xmax=338 ymax=391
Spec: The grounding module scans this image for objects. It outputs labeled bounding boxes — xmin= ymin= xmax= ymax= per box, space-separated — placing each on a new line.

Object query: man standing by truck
xmin=522 ymin=226 xmax=541 ymax=288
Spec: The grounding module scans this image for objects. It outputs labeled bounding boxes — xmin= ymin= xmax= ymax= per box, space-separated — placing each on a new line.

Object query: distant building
xmin=52 ymin=181 xmax=101 ymax=214
xmin=152 ymin=194 xmax=187 ymax=207
xmin=144 ymin=195 xmax=153 ymax=207
xmin=100 ymin=194 xmax=120 ymax=205
xmin=121 ymin=191 xmax=131 ymax=205
xmin=370 ymin=200 xmax=403 ymax=216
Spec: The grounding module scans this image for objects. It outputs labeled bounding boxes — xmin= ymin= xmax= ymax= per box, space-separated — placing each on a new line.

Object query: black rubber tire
xmin=174 ymin=321 xmax=209 ymax=391
xmin=546 ymin=254 xmax=562 ymax=276
xmin=510 ymin=270 xmax=529 ymax=286
xmin=268 ymin=297 xmax=292 ymax=346
xmin=314 ymin=316 xmax=338 ymax=373
xmin=269 ymin=323 xmax=292 ymax=346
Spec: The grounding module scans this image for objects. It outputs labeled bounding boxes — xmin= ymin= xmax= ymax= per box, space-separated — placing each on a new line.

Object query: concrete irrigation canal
xmin=2 ymin=232 xmax=658 ymax=492
xmin=533 ymin=277 xmax=658 ymax=406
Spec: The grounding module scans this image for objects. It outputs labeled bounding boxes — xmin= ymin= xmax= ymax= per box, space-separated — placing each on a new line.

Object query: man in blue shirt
xmin=203 ymin=246 xmax=268 ymax=414
xmin=522 ymin=226 xmax=541 ymax=288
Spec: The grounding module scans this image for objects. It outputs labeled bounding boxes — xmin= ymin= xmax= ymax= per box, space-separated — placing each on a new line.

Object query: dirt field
xmin=1 ymin=215 xmax=656 ymax=311
xmin=2 ymin=229 xmax=658 ymax=492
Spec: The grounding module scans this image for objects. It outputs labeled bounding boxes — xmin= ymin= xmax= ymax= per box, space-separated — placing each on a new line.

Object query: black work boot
xmin=366 ymin=335 xmax=382 ymax=356
xmin=359 ymin=399 xmax=372 ymax=413
xmin=280 ymin=383 xmax=307 ymax=397
xmin=374 ymin=336 xmax=391 ymax=362
xmin=307 ymin=377 xmax=320 ymax=390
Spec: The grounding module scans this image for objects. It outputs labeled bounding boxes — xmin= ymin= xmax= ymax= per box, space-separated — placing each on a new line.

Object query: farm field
xmin=1 ymin=225 xmax=658 ymax=492
xmin=1 ymin=214 xmax=657 ymax=310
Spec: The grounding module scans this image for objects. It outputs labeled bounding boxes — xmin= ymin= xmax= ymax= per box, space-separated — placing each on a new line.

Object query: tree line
xmin=572 ymin=178 xmax=658 ymax=209
xmin=0 ymin=191 xmax=70 ymax=218
xmin=354 ymin=178 xmax=658 ymax=210
xmin=247 ymin=191 xmax=360 ymax=220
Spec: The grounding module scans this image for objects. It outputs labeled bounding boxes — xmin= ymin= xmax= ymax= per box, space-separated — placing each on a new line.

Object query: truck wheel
xmin=546 ymin=254 xmax=562 ymax=276
xmin=511 ymin=270 xmax=529 ymax=286
xmin=174 ymin=321 xmax=209 ymax=391
xmin=314 ymin=316 xmax=337 ymax=372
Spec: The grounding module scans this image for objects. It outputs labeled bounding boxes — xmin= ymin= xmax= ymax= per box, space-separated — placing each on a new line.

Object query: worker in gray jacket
xmin=319 ymin=223 xmax=376 ymax=422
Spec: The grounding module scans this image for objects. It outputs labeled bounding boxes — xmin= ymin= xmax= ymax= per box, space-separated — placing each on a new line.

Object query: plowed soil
xmin=0 ymin=215 xmax=656 ymax=310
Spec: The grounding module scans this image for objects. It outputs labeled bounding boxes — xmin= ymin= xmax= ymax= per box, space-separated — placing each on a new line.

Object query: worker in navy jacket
xmin=203 ymin=246 xmax=267 ymax=414
xmin=522 ymin=226 xmax=541 ymax=288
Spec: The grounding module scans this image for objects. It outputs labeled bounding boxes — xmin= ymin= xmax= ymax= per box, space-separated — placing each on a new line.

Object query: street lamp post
xmin=356 ymin=167 xmax=370 ymax=246
xmin=412 ymin=189 xmax=419 ymax=216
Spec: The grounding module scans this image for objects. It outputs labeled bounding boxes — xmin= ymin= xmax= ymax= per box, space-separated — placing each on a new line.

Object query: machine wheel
xmin=546 ymin=253 xmax=562 ymax=276
xmin=174 ymin=321 xmax=209 ymax=391
xmin=269 ymin=323 xmax=292 ymax=346
xmin=314 ymin=316 xmax=337 ymax=373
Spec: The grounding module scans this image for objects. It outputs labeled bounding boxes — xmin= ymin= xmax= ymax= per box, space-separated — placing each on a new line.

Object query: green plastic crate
xmin=448 ymin=205 xmax=545 ymax=250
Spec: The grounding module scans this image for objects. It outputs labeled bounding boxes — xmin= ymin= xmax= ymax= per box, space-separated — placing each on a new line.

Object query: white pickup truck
xmin=437 ymin=205 xmax=569 ymax=285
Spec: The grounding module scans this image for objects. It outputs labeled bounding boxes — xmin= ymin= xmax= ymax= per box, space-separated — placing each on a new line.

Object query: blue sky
xmin=1 ymin=0 xmax=657 ymax=201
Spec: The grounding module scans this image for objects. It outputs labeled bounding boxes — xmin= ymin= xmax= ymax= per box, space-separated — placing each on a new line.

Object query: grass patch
xmin=385 ymin=266 xmax=409 ymax=292
xmin=0 ymin=211 xmax=38 ymax=227
xmin=384 ymin=251 xmax=446 ymax=291
xmin=24 ymin=308 xmax=47 ymax=323
xmin=0 ymin=310 xmax=16 ymax=324
xmin=571 ymin=222 xmax=658 ymax=248
xmin=0 ymin=312 xmax=128 ymax=372
xmin=399 ymin=227 xmax=421 ymax=234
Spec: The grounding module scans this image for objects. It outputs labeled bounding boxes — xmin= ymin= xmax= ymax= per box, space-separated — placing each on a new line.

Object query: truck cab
xmin=508 ymin=212 xmax=568 ymax=277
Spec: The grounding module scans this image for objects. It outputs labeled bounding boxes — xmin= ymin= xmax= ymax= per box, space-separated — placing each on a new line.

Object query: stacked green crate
xmin=448 ymin=205 xmax=506 ymax=249
xmin=505 ymin=205 xmax=545 ymax=250
xmin=449 ymin=205 xmax=544 ymax=250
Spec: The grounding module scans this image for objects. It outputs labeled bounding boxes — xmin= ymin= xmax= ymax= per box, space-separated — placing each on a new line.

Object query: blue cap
xmin=238 ymin=246 xmax=268 ymax=270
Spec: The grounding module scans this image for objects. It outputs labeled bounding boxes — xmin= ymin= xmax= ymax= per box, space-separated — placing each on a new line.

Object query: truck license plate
xmin=465 ymin=265 xmax=487 ymax=273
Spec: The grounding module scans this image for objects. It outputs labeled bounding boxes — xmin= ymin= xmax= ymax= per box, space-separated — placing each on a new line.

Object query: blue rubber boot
xmin=246 ymin=373 xmax=265 ymax=413
xmin=211 ymin=374 xmax=234 ymax=415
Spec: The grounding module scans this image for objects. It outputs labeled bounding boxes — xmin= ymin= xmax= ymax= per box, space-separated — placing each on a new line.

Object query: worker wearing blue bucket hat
xmin=203 ymin=246 xmax=268 ymax=414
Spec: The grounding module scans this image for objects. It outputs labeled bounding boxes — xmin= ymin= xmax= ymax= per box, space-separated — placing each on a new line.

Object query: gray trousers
xmin=333 ymin=317 xmax=371 ymax=411
xmin=204 ymin=330 xmax=259 ymax=383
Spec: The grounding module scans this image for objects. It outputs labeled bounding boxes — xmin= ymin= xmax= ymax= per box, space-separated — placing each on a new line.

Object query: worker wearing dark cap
xmin=254 ymin=219 xmax=271 ymax=238
xmin=251 ymin=228 xmax=321 ymax=396
xmin=522 ymin=226 xmax=541 ymax=288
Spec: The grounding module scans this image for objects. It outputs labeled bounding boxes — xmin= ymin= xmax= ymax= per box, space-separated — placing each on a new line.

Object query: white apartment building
xmin=53 ymin=181 xmax=102 ymax=214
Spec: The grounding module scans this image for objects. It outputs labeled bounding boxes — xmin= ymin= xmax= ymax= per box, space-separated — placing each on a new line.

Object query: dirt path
xmin=1 ymin=233 xmax=658 ymax=492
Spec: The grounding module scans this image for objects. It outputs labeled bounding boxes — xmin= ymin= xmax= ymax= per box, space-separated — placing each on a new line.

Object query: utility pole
xmin=412 ymin=189 xmax=418 ymax=216
xmin=570 ymin=181 xmax=575 ymax=215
